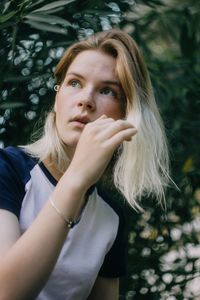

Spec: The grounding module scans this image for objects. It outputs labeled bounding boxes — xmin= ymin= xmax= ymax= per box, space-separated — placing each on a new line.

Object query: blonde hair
xmin=24 ymin=29 xmax=172 ymax=211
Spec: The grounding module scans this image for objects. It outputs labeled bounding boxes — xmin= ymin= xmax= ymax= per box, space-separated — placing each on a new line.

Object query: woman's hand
xmin=67 ymin=115 xmax=137 ymax=191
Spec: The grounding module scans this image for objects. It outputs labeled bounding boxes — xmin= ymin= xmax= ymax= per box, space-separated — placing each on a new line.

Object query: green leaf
xmin=29 ymin=0 xmax=47 ymax=9
xmin=24 ymin=20 xmax=68 ymax=34
xmin=2 ymin=1 xmax=12 ymax=14
xmin=25 ymin=13 xmax=72 ymax=27
xmin=0 ymin=102 xmax=26 ymax=109
xmin=0 ymin=21 xmax=15 ymax=30
xmin=0 ymin=11 xmax=16 ymax=23
xmin=32 ymin=0 xmax=76 ymax=13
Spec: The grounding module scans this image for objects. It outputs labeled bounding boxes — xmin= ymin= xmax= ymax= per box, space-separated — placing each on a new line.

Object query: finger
xmin=86 ymin=116 xmax=115 ymax=129
xmin=92 ymin=116 xmax=114 ymax=125
xmin=96 ymin=114 xmax=108 ymax=120
xmin=106 ymin=127 xmax=137 ymax=148
xmin=98 ymin=119 xmax=137 ymax=139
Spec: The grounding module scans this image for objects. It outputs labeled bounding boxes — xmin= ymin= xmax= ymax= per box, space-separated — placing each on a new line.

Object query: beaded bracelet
xmin=50 ymin=197 xmax=78 ymax=229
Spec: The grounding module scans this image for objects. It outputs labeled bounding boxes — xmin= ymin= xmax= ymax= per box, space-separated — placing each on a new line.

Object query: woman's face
xmin=55 ymin=49 xmax=125 ymax=153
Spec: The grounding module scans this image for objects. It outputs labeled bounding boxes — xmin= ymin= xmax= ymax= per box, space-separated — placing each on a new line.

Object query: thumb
xmin=97 ymin=114 xmax=108 ymax=120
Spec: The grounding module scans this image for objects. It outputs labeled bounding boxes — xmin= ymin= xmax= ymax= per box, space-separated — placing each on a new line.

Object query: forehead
xmin=66 ymin=50 xmax=118 ymax=80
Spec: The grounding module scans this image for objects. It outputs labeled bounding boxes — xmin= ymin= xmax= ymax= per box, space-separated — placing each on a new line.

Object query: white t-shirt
xmin=0 ymin=147 xmax=127 ymax=300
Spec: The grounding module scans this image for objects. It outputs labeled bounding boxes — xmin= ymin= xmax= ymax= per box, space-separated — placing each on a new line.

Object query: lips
xmin=73 ymin=116 xmax=90 ymax=124
xmin=70 ymin=115 xmax=91 ymax=128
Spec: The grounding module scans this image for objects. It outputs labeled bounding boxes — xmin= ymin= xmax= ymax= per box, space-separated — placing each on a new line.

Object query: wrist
xmin=63 ymin=167 xmax=91 ymax=194
xmin=50 ymin=169 xmax=89 ymax=221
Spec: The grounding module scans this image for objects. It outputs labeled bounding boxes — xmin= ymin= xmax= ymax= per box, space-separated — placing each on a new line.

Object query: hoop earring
xmin=54 ymin=85 xmax=59 ymax=92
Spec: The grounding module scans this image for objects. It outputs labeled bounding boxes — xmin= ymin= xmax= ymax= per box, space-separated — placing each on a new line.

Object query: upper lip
xmin=71 ymin=115 xmax=91 ymax=124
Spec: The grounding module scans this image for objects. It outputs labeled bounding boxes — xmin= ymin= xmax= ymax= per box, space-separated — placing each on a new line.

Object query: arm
xmin=0 ymin=210 xmax=21 ymax=258
xmin=87 ymin=277 xmax=119 ymax=300
xmin=0 ymin=179 xmax=85 ymax=300
xmin=0 ymin=117 xmax=136 ymax=300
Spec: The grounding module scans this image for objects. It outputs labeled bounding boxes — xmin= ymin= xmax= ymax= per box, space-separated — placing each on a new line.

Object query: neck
xmin=42 ymin=157 xmax=63 ymax=181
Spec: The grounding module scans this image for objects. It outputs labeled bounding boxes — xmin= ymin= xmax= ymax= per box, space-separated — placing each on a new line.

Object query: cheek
xmin=54 ymin=97 xmax=68 ymax=128
xmin=54 ymin=93 xmax=63 ymax=114
xmin=99 ymin=101 xmax=124 ymax=120
xmin=55 ymin=92 xmax=69 ymax=113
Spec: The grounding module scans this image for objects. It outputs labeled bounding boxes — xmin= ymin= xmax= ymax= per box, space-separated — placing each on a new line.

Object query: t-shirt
xmin=0 ymin=146 xmax=127 ymax=300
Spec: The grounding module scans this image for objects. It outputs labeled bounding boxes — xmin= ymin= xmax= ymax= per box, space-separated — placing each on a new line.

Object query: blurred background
xmin=0 ymin=0 xmax=200 ymax=299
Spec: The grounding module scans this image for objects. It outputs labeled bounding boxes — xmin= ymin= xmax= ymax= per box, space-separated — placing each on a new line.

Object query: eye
xmin=100 ymin=87 xmax=116 ymax=97
xmin=69 ymin=79 xmax=81 ymax=88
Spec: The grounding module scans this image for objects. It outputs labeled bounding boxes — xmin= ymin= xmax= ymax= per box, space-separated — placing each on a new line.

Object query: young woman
xmin=0 ymin=29 xmax=170 ymax=300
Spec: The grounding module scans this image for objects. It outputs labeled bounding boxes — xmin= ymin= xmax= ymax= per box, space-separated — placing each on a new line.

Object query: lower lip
xmin=71 ymin=121 xmax=86 ymax=129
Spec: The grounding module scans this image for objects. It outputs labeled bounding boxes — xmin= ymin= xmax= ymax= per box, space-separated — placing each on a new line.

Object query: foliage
xmin=0 ymin=0 xmax=200 ymax=299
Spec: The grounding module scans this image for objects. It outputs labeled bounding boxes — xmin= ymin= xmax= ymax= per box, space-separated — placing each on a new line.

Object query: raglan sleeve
xmin=0 ymin=148 xmax=24 ymax=218
xmin=98 ymin=200 xmax=128 ymax=278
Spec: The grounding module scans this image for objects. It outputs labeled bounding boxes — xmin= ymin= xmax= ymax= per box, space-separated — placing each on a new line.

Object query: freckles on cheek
xmin=105 ymin=105 xmax=124 ymax=120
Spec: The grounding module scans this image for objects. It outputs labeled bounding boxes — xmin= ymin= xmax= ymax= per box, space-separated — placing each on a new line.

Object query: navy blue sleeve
xmin=97 ymin=187 xmax=128 ymax=278
xmin=0 ymin=147 xmax=33 ymax=218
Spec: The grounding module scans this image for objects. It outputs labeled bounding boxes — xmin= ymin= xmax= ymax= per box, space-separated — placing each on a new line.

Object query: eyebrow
xmin=66 ymin=72 xmax=121 ymax=87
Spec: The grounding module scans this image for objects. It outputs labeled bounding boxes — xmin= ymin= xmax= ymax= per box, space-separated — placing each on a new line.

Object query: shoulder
xmin=0 ymin=146 xmax=37 ymax=179
xmin=0 ymin=146 xmax=38 ymax=218
xmin=0 ymin=146 xmax=36 ymax=166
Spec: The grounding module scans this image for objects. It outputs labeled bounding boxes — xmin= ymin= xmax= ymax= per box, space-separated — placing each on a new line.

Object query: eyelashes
xmin=100 ymin=87 xmax=116 ymax=97
xmin=68 ymin=79 xmax=81 ymax=88
xmin=66 ymin=78 xmax=119 ymax=99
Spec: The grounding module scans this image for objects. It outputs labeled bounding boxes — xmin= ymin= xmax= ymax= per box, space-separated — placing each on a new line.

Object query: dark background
xmin=0 ymin=0 xmax=200 ymax=299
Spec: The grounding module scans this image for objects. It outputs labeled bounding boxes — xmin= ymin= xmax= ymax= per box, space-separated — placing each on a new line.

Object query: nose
xmin=77 ymin=90 xmax=96 ymax=112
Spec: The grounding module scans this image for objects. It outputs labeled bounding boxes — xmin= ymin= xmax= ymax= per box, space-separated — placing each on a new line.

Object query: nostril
xmin=77 ymin=100 xmax=95 ymax=111
xmin=86 ymin=103 xmax=93 ymax=109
